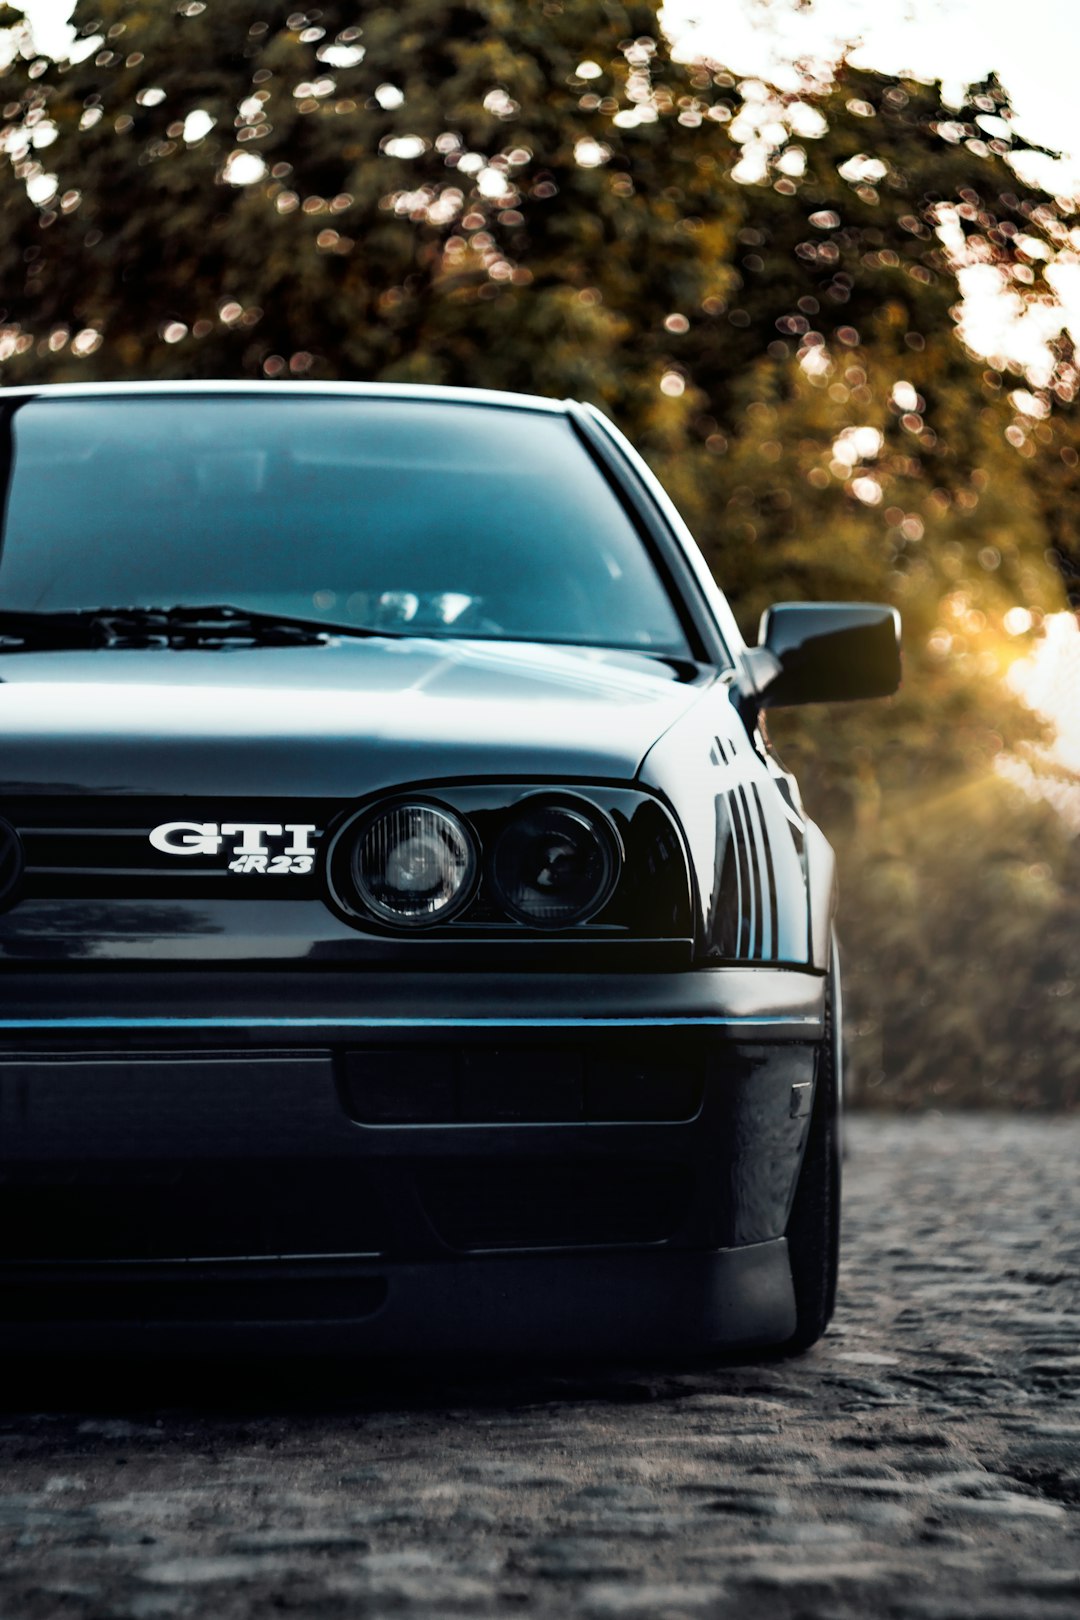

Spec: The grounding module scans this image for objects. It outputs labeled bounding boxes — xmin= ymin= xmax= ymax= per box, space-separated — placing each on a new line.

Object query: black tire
xmin=782 ymin=942 xmax=842 ymax=1353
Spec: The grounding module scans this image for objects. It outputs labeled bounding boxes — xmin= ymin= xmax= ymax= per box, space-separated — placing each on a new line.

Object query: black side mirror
xmin=741 ymin=602 xmax=902 ymax=708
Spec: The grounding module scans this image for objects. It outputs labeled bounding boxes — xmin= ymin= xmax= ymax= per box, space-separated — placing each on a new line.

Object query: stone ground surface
xmin=0 ymin=1114 xmax=1078 ymax=1620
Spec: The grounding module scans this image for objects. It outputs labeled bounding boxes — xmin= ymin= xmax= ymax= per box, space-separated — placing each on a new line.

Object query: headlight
xmin=491 ymin=801 xmax=618 ymax=928
xmin=352 ymin=802 xmax=477 ymax=926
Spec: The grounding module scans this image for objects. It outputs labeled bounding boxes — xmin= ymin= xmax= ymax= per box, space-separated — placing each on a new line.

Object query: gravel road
xmin=1 ymin=1115 xmax=1078 ymax=1620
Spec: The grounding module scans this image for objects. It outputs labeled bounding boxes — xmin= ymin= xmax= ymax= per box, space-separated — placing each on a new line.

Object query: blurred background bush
xmin=1 ymin=0 xmax=1077 ymax=1107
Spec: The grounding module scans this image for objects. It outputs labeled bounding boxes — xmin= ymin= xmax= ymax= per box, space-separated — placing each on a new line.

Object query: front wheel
xmin=782 ymin=941 xmax=842 ymax=1353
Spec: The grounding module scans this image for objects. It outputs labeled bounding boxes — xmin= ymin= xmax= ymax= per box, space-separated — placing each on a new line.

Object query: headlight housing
xmin=325 ymin=786 xmax=684 ymax=941
xmin=351 ymin=802 xmax=478 ymax=927
xmin=490 ymin=801 xmax=618 ymax=928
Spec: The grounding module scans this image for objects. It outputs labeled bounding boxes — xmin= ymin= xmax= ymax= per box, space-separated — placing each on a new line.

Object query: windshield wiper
xmin=0 ymin=604 xmax=407 ymax=651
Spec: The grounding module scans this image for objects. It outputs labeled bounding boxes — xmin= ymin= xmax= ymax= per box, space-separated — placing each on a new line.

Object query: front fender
xmin=802 ymin=815 xmax=838 ymax=973
xmin=638 ymin=682 xmax=825 ymax=968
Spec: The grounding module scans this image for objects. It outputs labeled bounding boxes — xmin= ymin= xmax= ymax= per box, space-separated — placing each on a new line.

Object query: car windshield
xmin=0 ymin=396 xmax=693 ymax=656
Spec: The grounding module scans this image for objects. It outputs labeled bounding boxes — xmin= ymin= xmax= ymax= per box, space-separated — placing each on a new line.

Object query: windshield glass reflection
xmin=0 ymin=398 xmax=692 ymax=657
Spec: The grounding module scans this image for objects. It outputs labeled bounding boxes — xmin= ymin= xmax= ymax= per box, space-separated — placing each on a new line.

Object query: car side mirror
xmin=740 ymin=602 xmax=902 ymax=708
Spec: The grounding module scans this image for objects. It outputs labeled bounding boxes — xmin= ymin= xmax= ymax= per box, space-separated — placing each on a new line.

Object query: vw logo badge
xmin=0 ymin=817 xmax=24 ymax=910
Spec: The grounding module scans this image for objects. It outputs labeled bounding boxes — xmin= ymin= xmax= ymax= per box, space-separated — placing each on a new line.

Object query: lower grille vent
xmin=0 ymin=1161 xmax=386 ymax=1262
xmin=342 ymin=1044 xmax=705 ymax=1126
xmin=421 ymin=1160 xmax=688 ymax=1251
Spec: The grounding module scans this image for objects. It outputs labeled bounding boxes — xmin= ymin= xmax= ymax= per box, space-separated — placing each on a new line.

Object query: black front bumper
xmin=0 ymin=968 xmax=824 ymax=1355
xmin=0 ymin=1248 xmax=798 ymax=1358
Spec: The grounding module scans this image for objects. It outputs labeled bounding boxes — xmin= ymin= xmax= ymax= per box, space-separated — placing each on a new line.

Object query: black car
xmin=0 ymin=382 xmax=899 ymax=1357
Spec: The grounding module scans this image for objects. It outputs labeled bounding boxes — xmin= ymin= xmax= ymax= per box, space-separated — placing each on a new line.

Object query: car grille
xmin=5 ymin=797 xmax=335 ymax=900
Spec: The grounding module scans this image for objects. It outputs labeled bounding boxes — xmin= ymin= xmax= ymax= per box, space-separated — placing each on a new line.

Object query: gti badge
xmin=149 ymin=821 xmax=319 ymax=875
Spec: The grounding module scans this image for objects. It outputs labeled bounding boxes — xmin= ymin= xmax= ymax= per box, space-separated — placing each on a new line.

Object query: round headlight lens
xmin=353 ymin=803 xmax=477 ymax=927
xmin=491 ymin=803 xmax=616 ymax=928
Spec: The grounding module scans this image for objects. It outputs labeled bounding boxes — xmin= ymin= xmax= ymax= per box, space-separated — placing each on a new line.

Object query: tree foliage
xmin=1 ymin=0 xmax=1077 ymax=1105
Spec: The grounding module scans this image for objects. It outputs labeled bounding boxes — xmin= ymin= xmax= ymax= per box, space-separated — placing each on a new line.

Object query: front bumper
xmin=0 ymin=968 xmax=825 ymax=1355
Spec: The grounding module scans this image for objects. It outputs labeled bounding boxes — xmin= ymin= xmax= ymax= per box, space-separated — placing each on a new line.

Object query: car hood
xmin=0 ymin=636 xmax=713 ymax=796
